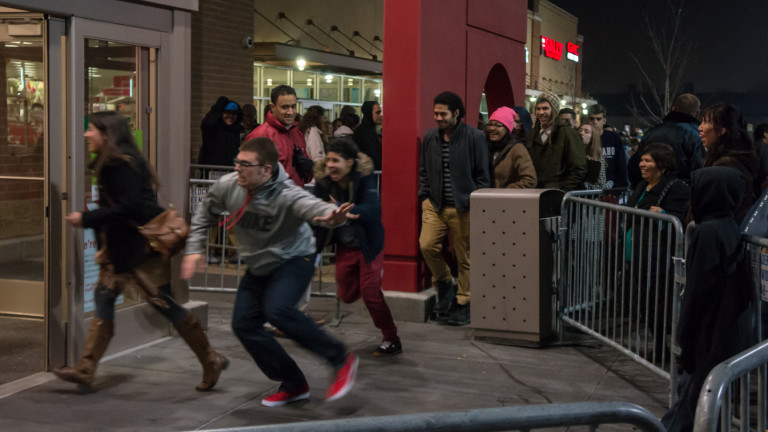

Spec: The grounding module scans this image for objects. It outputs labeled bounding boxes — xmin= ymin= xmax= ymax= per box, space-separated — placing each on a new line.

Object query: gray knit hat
xmin=535 ymin=91 xmax=561 ymax=118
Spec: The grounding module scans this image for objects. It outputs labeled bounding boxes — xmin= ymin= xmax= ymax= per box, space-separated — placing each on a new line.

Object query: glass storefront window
xmin=252 ymin=65 xmax=262 ymax=102
xmin=0 ymin=30 xmax=46 ymax=384
xmin=293 ymin=70 xmax=316 ymax=101
xmin=342 ymin=77 xmax=362 ymax=103
xmin=363 ymin=79 xmax=381 ymax=103
xmin=251 ymin=63 xmax=382 ymax=123
xmin=318 ymin=74 xmax=340 ymax=101
xmin=262 ymin=66 xmax=289 ymax=98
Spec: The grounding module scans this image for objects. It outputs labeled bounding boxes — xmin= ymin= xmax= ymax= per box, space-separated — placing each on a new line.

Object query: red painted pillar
xmin=381 ymin=0 xmax=527 ymax=293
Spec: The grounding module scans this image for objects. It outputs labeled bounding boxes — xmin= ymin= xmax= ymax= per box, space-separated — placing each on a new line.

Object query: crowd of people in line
xmin=53 ymin=85 xmax=768 ymax=425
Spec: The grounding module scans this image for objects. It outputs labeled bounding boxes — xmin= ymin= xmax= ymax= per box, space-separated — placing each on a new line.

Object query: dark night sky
xmin=546 ymin=0 xmax=768 ymax=95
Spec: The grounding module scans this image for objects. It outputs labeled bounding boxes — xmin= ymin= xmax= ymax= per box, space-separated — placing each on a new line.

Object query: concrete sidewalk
xmin=0 ymin=296 xmax=669 ymax=431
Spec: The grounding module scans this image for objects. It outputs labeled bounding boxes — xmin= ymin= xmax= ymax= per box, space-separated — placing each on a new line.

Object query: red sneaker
xmin=261 ymin=383 xmax=310 ymax=407
xmin=325 ymin=353 xmax=359 ymax=402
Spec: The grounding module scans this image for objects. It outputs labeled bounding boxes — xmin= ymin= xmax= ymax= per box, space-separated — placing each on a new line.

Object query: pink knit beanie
xmin=489 ymin=106 xmax=517 ymax=132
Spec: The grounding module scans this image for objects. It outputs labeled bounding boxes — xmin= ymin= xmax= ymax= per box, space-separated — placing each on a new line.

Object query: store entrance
xmin=0 ymin=13 xmax=46 ymax=386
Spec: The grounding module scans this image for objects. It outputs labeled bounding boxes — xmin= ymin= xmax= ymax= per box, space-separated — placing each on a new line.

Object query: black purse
xmin=292 ymin=145 xmax=314 ymax=179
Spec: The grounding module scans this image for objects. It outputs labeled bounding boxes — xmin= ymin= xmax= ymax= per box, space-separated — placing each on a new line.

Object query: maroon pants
xmin=335 ymin=245 xmax=398 ymax=342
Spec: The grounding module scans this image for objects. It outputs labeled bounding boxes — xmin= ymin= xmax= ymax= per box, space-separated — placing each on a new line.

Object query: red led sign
xmin=541 ymin=36 xmax=563 ymax=61
xmin=567 ymin=42 xmax=580 ymax=62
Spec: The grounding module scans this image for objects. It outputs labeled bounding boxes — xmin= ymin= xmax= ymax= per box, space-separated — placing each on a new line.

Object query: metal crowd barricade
xmin=694 ymin=340 xmax=768 ymax=432
xmin=191 ymin=401 xmax=665 ymax=432
xmin=558 ymin=192 xmax=685 ymax=406
xmin=691 ymin=234 xmax=768 ymax=432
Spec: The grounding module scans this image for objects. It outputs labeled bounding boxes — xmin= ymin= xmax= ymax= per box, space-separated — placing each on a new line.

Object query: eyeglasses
xmin=233 ymin=158 xmax=266 ymax=168
xmin=486 ymin=122 xmax=506 ymax=129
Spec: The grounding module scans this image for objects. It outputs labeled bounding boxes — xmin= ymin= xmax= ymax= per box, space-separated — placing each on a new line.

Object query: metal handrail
xmin=192 ymin=401 xmax=665 ymax=432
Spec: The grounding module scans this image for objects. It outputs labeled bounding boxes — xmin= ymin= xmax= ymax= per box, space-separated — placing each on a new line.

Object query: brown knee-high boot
xmin=53 ymin=318 xmax=114 ymax=390
xmin=173 ymin=314 xmax=229 ymax=391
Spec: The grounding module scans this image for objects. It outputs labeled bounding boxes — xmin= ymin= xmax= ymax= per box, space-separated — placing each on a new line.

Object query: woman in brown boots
xmin=55 ymin=111 xmax=227 ymax=392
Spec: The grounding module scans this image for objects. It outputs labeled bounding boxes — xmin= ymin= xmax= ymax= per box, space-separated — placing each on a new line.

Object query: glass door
xmin=67 ymin=17 xmax=162 ymax=360
xmin=81 ymin=41 xmax=155 ymax=315
xmin=0 ymin=14 xmax=46 ymax=385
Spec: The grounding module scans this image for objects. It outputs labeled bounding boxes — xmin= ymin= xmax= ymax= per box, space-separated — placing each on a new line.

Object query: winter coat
xmin=708 ymin=149 xmax=759 ymax=224
xmin=353 ymin=101 xmax=382 ymax=170
xmin=304 ymin=126 xmax=325 ymax=161
xmin=630 ymin=111 xmax=703 ymax=188
xmin=333 ymin=125 xmax=354 ymax=137
xmin=525 ymin=122 xmax=587 ymax=191
xmin=418 ymin=121 xmax=490 ymax=212
xmin=185 ymin=163 xmax=340 ymax=276
xmin=82 ymin=156 xmax=163 ymax=274
xmin=678 ymin=166 xmax=755 ymax=374
xmin=198 ymin=96 xmax=243 ymax=166
xmin=626 ymin=174 xmax=690 ymax=272
xmin=488 ymin=136 xmax=537 ymax=189
xmin=246 ymin=111 xmax=311 ymax=186
xmin=312 ymin=153 xmax=384 ymax=263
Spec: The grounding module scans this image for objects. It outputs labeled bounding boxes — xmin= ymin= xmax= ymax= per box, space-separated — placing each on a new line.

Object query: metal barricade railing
xmin=694 ymin=340 xmax=768 ymax=432
xmin=691 ymin=234 xmax=768 ymax=432
xmin=558 ymin=193 xmax=685 ymax=406
xmin=190 ymin=401 xmax=665 ymax=432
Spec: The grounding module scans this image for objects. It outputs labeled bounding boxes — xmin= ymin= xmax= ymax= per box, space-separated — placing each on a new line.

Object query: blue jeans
xmin=232 ymin=255 xmax=347 ymax=392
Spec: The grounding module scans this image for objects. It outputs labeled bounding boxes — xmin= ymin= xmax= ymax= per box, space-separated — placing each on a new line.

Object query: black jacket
xmin=418 ymin=122 xmax=490 ymax=212
xmin=629 ymin=112 xmax=703 ymax=188
xmin=709 ymin=149 xmax=759 ymax=224
xmin=353 ymin=101 xmax=382 ymax=170
xmin=313 ymin=153 xmax=384 ymax=263
xmin=82 ymin=156 xmax=163 ymax=274
xmin=198 ymin=96 xmax=243 ymax=166
xmin=678 ymin=167 xmax=755 ymax=374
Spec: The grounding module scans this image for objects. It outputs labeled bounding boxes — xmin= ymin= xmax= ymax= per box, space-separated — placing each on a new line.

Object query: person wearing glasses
xmin=485 ymin=106 xmax=537 ymax=189
xmin=182 ymin=137 xmax=359 ymax=407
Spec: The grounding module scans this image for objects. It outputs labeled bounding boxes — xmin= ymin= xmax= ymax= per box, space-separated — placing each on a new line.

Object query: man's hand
xmin=65 ymin=212 xmax=83 ymax=228
xmin=313 ymin=202 xmax=355 ymax=227
xmin=181 ymin=254 xmax=206 ymax=280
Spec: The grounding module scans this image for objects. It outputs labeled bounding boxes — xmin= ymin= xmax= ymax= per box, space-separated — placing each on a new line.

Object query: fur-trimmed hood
xmin=313 ymin=151 xmax=375 ymax=181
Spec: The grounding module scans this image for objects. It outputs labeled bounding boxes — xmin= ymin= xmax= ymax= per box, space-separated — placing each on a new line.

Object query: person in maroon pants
xmin=313 ymin=137 xmax=401 ymax=356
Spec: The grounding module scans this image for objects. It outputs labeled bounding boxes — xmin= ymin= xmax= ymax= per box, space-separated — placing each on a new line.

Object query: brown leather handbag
xmin=138 ymin=207 xmax=190 ymax=260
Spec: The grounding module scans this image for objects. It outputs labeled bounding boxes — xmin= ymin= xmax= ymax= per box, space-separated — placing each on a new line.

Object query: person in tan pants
xmin=418 ymin=91 xmax=490 ymax=326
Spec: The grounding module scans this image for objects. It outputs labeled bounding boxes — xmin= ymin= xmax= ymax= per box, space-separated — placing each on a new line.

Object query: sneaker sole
xmin=373 ymin=349 xmax=403 ymax=357
xmin=261 ymin=391 xmax=310 ymax=407
xmin=326 ymin=355 xmax=359 ymax=402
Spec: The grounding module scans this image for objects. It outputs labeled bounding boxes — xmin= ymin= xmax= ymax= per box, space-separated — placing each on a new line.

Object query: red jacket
xmin=245 ymin=111 xmax=311 ymax=186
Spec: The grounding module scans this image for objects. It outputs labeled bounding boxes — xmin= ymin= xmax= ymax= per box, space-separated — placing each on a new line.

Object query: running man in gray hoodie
xmin=182 ymin=137 xmax=359 ymax=407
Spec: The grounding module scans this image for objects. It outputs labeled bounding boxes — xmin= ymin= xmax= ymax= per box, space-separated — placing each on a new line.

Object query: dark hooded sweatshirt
xmin=663 ymin=167 xmax=756 ymax=432
xmin=198 ymin=96 xmax=243 ymax=166
xmin=353 ymin=101 xmax=382 ymax=170
xmin=678 ymin=166 xmax=755 ymax=375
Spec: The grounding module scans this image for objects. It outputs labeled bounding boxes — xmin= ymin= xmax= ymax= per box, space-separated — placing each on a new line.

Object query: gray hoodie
xmin=185 ymin=163 xmax=341 ymax=275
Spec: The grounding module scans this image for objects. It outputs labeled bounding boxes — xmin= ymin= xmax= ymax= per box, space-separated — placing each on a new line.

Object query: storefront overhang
xmin=253 ymin=42 xmax=382 ymax=76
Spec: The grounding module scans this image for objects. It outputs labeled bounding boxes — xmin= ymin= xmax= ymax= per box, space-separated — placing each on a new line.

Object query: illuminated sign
xmin=540 ymin=36 xmax=580 ymax=62
xmin=541 ymin=36 xmax=562 ymax=61
xmin=567 ymin=42 xmax=580 ymax=62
